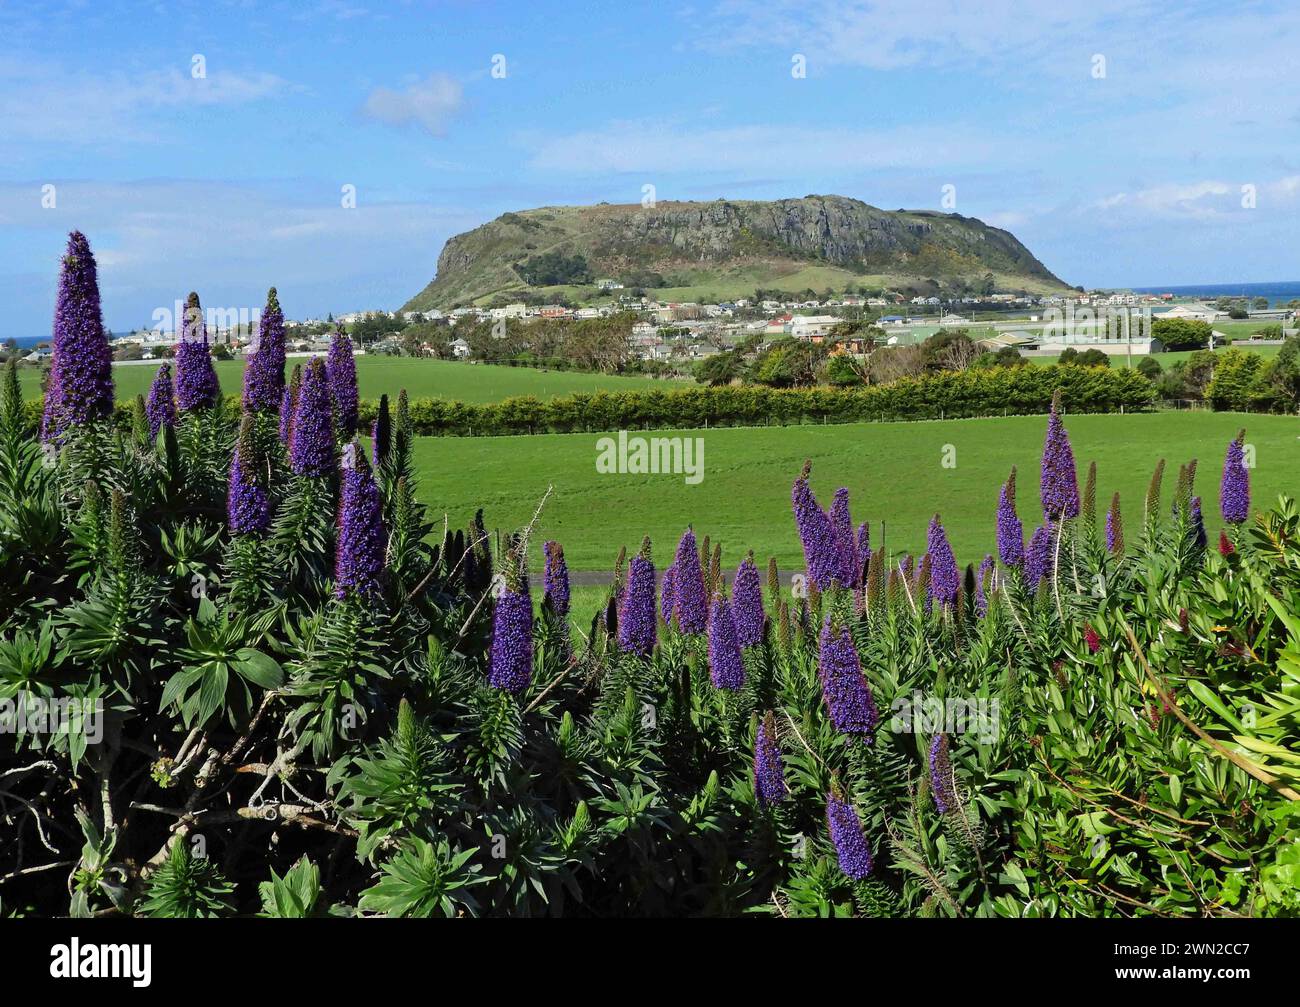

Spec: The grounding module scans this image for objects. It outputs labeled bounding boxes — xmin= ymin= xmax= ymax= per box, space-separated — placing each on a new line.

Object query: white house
xmin=790 ymin=315 xmax=839 ymax=340
xmin=450 ymin=338 xmax=471 ymax=359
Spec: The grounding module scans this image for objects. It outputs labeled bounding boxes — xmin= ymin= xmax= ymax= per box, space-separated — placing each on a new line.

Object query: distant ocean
xmin=7 ymin=331 xmax=122 ymax=349
xmin=1131 ymin=281 xmax=1300 ymax=306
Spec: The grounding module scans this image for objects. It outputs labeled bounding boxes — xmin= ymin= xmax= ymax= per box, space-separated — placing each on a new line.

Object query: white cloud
xmin=0 ymin=56 xmax=290 ymax=149
xmin=361 ymin=73 xmax=464 ymax=136
xmin=1090 ymin=174 xmax=1300 ymax=223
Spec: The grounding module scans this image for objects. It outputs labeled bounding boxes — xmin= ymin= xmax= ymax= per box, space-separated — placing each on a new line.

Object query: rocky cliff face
xmin=405 ymin=195 xmax=1067 ymax=309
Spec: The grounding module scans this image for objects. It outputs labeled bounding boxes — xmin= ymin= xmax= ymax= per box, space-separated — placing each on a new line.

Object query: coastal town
xmin=11 ymin=286 xmax=1294 ymax=371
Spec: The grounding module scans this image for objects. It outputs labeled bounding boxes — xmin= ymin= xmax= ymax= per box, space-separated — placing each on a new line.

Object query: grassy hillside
xmin=412 ymin=411 xmax=1295 ymax=572
xmin=404 ymin=196 xmax=1073 ymax=310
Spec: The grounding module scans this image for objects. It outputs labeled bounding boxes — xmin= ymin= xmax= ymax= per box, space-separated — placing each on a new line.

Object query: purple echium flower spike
xmin=996 ymin=466 xmax=1024 ymax=567
xmin=289 ymin=358 xmax=334 ymax=477
xmin=707 ymin=593 xmax=745 ymax=690
xmin=618 ymin=539 xmax=657 ymax=656
xmin=731 ymin=553 xmax=765 ymax=648
xmin=817 ymin=617 xmax=878 ymax=741
xmin=542 ymin=540 xmax=570 ymax=617
xmin=753 ymin=711 xmax=788 ymax=807
xmin=1220 ymin=431 xmax=1250 ymax=525
xmin=1024 ymin=524 xmax=1053 ymax=589
xmin=488 ymin=547 xmax=533 ymax=694
xmin=975 ymin=554 xmax=995 ymax=616
xmin=227 ymin=416 xmax=270 ymax=535
xmin=334 ymin=443 xmax=386 ymax=597
xmin=1040 ymin=392 xmax=1080 ymax=521
xmin=370 ymin=394 xmax=391 ymax=468
xmin=926 ymin=514 xmax=959 ymax=609
xmin=279 ymin=364 xmax=302 ymax=446
xmin=243 ymin=287 xmax=286 ymax=414
xmin=144 ymin=363 xmax=176 ymax=439
xmin=174 ymin=292 xmax=220 ymax=411
xmin=660 ymin=564 xmax=676 ymax=623
xmin=827 ymin=487 xmax=857 ymax=587
xmin=1189 ymin=495 xmax=1207 ymax=550
xmin=42 ymin=231 xmax=114 ymax=440
xmin=855 ymin=522 xmax=871 ymax=586
xmin=826 ymin=782 xmax=872 ymax=880
xmin=672 ymin=527 xmax=707 ymax=633
xmin=326 ymin=326 xmax=359 ymax=438
xmin=929 ymin=733 xmax=956 ymax=813
xmin=791 ymin=460 xmax=837 ymax=590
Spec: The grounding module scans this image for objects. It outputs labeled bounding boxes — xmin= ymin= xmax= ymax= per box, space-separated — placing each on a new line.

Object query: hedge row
xmin=352 ymin=365 xmax=1156 ymax=436
xmin=38 ymin=363 xmax=1153 ymax=438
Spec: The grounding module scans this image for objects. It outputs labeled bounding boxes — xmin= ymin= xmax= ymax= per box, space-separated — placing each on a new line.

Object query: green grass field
xmin=1027 ymin=343 xmax=1282 ymax=368
xmin=16 ymin=357 xmax=682 ymax=405
xmin=411 ymin=412 xmax=1299 ymax=581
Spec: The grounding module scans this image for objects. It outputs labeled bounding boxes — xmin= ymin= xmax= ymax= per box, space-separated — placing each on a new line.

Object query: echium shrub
xmin=6 ymin=233 xmax=1300 ymax=921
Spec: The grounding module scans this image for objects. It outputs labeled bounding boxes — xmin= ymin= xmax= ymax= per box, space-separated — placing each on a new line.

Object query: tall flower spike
xmin=1024 ymin=524 xmax=1052 ymax=589
xmin=243 ymin=286 xmax=286 ymax=414
xmin=672 ymin=527 xmax=707 ymax=633
xmin=855 ymin=522 xmax=871 ymax=586
xmin=335 ymin=442 xmax=387 ymax=596
xmin=707 ymin=592 xmax=745 ymax=690
xmin=1082 ymin=461 xmax=1097 ymax=532
xmin=1106 ymin=492 xmax=1125 ymax=558
xmin=817 ymin=616 xmax=878 ymax=740
xmin=975 ymin=554 xmax=995 ymax=617
xmin=996 ymin=465 xmax=1024 ymax=567
xmin=488 ymin=543 xmax=533 ymax=694
xmin=865 ymin=547 xmax=885 ymax=613
xmin=289 ymin=358 xmax=335 ymax=477
xmin=371 ymin=393 xmax=391 ymax=468
xmin=826 ymin=779 xmax=872 ymax=880
xmin=41 ymin=231 xmax=114 ymax=440
xmin=327 ymin=325 xmax=359 ymax=438
xmin=1040 ymin=390 xmax=1080 ymax=520
xmin=926 ymin=514 xmax=958 ymax=609
xmin=753 ymin=711 xmax=788 ymax=807
xmin=618 ymin=538 xmax=657 ymax=656
xmin=144 ymin=363 xmax=176 ymax=439
xmin=228 ymin=414 xmax=270 ymax=535
xmin=1220 ymin=430 xmax=1250 ymax=525
xmin=929 ymin=733 xmax=956 ymax=813
xmin=174 ymin=291 xmax=220 ymax=412
xmin=1145 ymin=458 xmax=1166 ymax=529
xmin=731 ymin=552 xmax=765 ymax=648
xmin=543 ymin=540 xmax=570 ymax=618
xmin=660 ymin=563 xmax=676 ymax=623
xmin=279 ymin=363 xmax=302 ymax=445
xmin=1189 ymin=495 xmax=1207 ymax=550
xmin=827 ymin=487 xmax=857 ymax=587
xmin=791 ymin=460 xmax=836 ymax=589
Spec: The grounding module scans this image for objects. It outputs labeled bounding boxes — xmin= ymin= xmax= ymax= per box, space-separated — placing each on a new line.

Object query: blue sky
xmin=1 ymin=0 xmax=1298 ymax=335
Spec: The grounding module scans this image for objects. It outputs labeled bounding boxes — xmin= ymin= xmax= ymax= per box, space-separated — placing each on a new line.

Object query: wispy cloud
xmin=0 ymin=56 xmax=291 ymax=149
xmin=361 ymin=73 xmax=464 ymax=136
xmin=1090 ymin=174 xmax=1300 ymax=224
